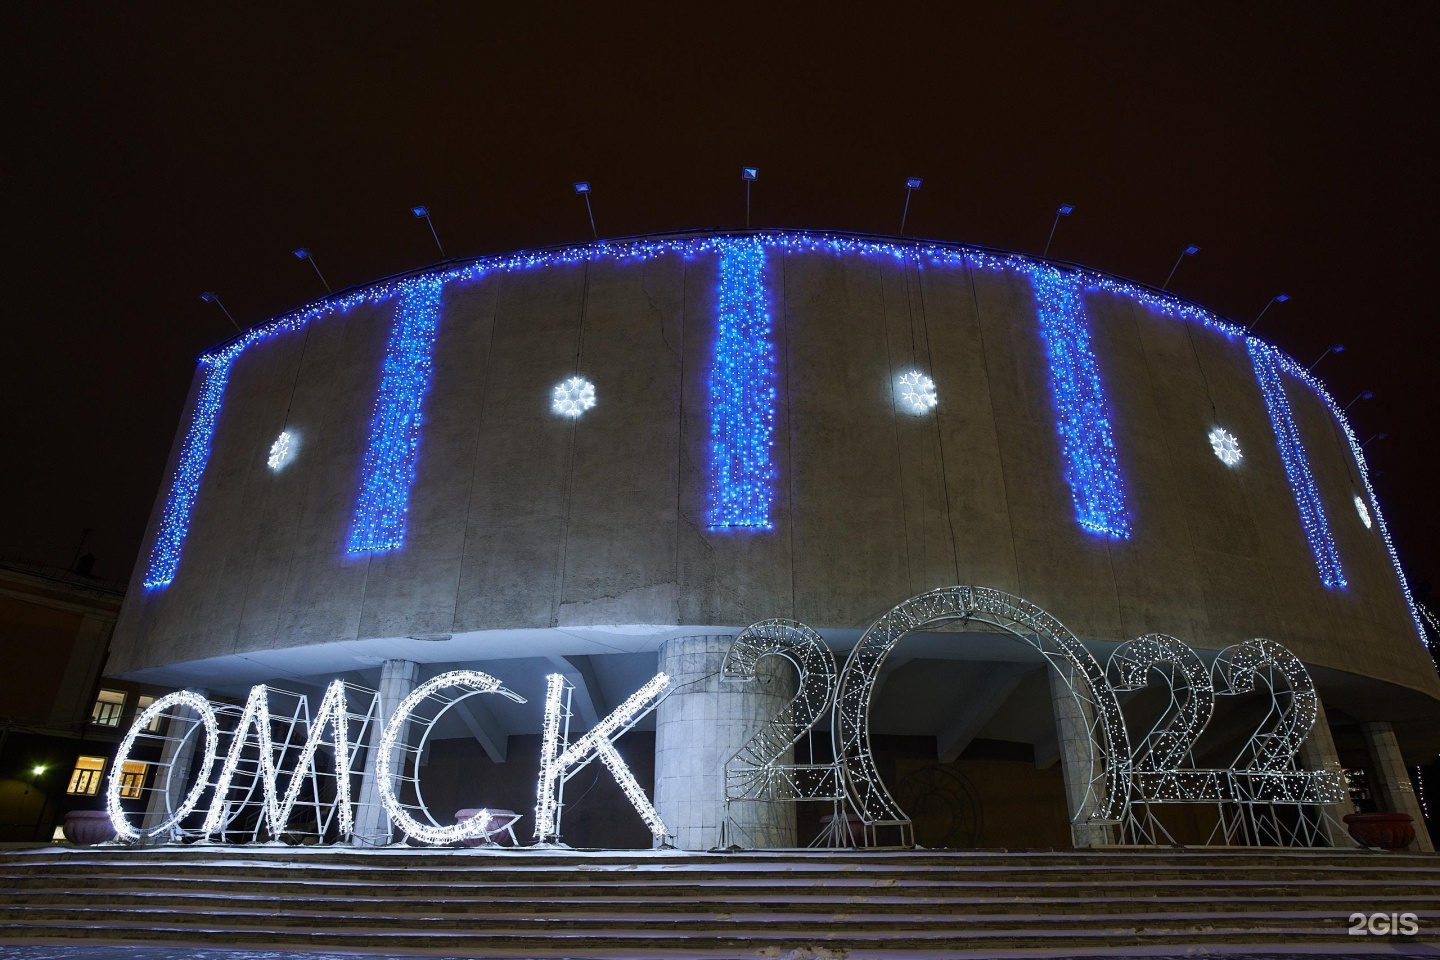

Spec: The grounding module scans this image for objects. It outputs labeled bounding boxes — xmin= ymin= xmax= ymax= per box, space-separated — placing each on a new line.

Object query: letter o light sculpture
xmin=107 ymin=690 xmax=220 ymax=841
xmin=375 ymin=670 xmax=527 ymax=845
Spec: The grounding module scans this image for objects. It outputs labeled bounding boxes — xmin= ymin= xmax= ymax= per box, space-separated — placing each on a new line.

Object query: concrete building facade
xmin=103 ymin=230 xmax=1439 ymax=850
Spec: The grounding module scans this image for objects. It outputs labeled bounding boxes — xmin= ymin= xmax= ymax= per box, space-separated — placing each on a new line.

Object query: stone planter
xmin=1343 ymin=812 xmax=1415 ymax=850
xmin=62 ymin=810 xmax=117 ymax=846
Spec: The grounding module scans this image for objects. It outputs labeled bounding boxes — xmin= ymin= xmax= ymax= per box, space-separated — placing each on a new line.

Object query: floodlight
xmin=1248 ymin=292 xmax=1291 ymax=332
xmin=1044 ymin=204 xmax=1076 ymax=257
xmin=198 ymin=291 xmax=241 ymax=332
xmin=741 ymin=167 xmax=758 ymax=181
xmin=292 ymin=248 xmax=331 ymax=293
xmin=1162 ymin=244 xmax=1201 ymax=290
xmin=411 ymin=205 xmax=444 ymax=257
xmin=573 ymin=182 xmax=591 ymax=194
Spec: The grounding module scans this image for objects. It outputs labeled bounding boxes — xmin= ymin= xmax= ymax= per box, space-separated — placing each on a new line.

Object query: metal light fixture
xmin=292 ymin=248 xmax=332 ymax=293
xmin=741 ymin=167 xmax=758 ymax=227
xmin=1247 ymin=292 xmax=1290 ymax=332
xmin=1307 ymin=343 xmax=1345 ymax=373
xmin=1044 ymin=204 xmax=1075 ymax=258
xmin=1343 ymin=390 xmax=1374 ymax=411
xmin=899 ymin=177 xmax=923 ymax=235
xmin=573 ymin=182 xmax=596 ymax=239
xmin=1161 ymin=244 xmax=1200 ymax=290
xmin=199 ymin=292 xmax=241 ymax=332
xmin=412 ymin=205 xmax=445 ymax=257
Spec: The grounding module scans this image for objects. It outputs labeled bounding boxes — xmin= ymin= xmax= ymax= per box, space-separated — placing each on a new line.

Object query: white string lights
xmin=831 ymin=586 xmax=1131 ymax=847
xmin=896 ymin=370 xmax=938 ymax=414
xmin=200 ymin=680 xmax=374 ymax=842
xmin=375 ymin=670 xmax=526 ymax=846
xmin=1354 ymin=494 xmax=1373 ymax=529
xmin=551 ymin=376 xmax=597 ymax=418
xmin=1208 ymin=428 xmax=1243 ymax=467
xmin=267 ymin=431 xmax=295 ymax=471
xmin=534 ymin=672 xmax=671 ymax=842
xmin=108 ymin=690 xmax=220 ymax=842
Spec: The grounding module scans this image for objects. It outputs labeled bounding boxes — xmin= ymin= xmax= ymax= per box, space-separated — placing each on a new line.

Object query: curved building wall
xmin=109 ymin=231 xmax=1438 ymax=710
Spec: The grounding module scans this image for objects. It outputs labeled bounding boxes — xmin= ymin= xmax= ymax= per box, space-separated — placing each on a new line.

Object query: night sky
xmin=5 ymin=6 xmax=1436 ymax=610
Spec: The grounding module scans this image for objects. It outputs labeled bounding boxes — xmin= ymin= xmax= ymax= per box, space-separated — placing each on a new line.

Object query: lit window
xmin=67 ymin=756 xmax=105 ymax=796
xmin=90 ymin=689 xmax=126 ymax=727
xmin=135 ymin=695 xmax=163 ymax=733
xmin=119 ymin=760 xmax=149 ymax=799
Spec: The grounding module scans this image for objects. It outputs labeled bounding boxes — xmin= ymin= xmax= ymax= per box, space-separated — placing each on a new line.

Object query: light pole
xmin=573 ymin=183 xmax=596 ymax=239
xmin=199 ymin=292 xmax=241 ymax=332
xmin=292 ymin=248 xmax=332 ymax=293
xmin=1307 ymin=343 xmax=1345 ymax=373
xmin=1043 ymin=204 xmax=1074 ymax=258
xmin=412 ymin=206 xmax=445 ymax=257
xmin=1247 ymin=292 xmax=1290 ymax=332
xmin=1162 ymin=244 xmax=1200 ymax=291
xmin=741 ymin=167 xmax=758 ymax=228
xmin=1343 ymin=390 xmax=1374 ymax=412
xmin=899 ymin=177 xmax=923 ymax=235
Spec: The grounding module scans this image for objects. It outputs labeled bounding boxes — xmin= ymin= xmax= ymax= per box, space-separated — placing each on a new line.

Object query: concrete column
xmin=1296 ymin=697 xmax=1356 ymax=848
xmin=352 ymin=659 xmax=420 ymax=846
xmin=1359 ymin=720 xmax=1435 ymax=853
xmin=653 ymin=635 xmax=796 ymax=850
xmin=143 ymin=688 xmax=208 ymax=842
xmin=1047 ymin=666 xmax=1117 ymax=848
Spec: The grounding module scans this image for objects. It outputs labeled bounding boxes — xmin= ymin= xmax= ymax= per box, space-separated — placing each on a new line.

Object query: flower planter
xmin=62 ymin=810 xmax=117 ymax=846
xmin=1343 ymin=812 xmax=1415 ymax=850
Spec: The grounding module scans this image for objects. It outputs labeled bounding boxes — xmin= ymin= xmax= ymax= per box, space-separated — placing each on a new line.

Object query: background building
xmin=0 ymin=558 xmax=170 ymax=842
xmin=102 ymin=230 xmax=1439 ymax=850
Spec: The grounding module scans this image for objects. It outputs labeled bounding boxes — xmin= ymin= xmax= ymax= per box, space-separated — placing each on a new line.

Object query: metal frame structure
xmin=834 ymin=586 xmax=1131 ymax=847
xmin=720 ymin=618 xmax=846 ymax=848
xmin=1108 ymin=635 xmax=1349 ymax=846
xmin=376 ymin=670 xmax=527 ymax=845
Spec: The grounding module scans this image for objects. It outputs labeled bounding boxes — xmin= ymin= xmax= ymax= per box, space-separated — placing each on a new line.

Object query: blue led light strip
xmin=707 ymin=238 xmax=778 ymax=529
xmin=141 ymin=232 xmax=1422 ymax=642
xmin=346 ymin=278 xmax=445 ymax=555
xmin=1030 ymin=267 xmax=1131 ymax=539
xmin=1247 ymin=339 xmax=1346 ymax=588
xmin=142 ymin=357 xmax=238 ymax=587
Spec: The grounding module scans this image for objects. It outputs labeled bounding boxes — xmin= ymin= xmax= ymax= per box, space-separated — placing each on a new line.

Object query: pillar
xmin=653 ymin=635 xmax=796 ymax=850
xmin=1296 ymin=696 xmax=1355 ymax=848
xmin=1047 ymin=666 xmax=1118 ymax=848
xmin=1359 ymin=720 xmax=1434 ymax=853
xmin=352 ymin=659 xmax=419 ymax=846
xmin=143 ymin=688 xmax=207 ymax=842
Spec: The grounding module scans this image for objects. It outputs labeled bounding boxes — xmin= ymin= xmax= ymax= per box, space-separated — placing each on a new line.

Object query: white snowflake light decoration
xmin=551 ymin=377 xmax=597 ymax=418
xmin=1208 ymin=428 xmax=1242 ymax=466
xmin=897 ymin=370 xmax=938 ymax=414
xmin=267 ymin=431 xmax=294 ymax=471
xmin=1354 ymin=494 xmax=1372 ymax=529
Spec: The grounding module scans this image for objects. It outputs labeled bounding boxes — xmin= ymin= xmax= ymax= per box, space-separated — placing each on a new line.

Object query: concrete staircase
xmin=0 ymin=846 xmax=1436 ymax=957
